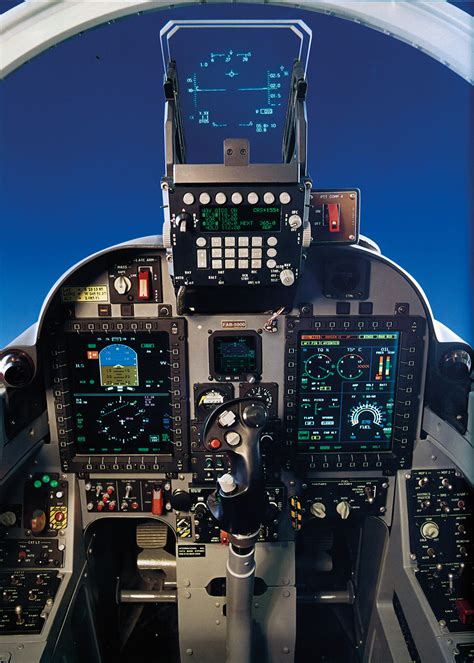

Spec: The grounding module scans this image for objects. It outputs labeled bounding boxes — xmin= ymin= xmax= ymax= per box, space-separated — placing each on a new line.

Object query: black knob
xmin=440 ymin=349 xmax=472 ymax=380
xmin=175 ymin=212 xmax=193 ymax=232
xmin=242 ymin=402 xmax=267 ymax=428
xmin=170 ymin=490 xmax=192 ymax=512
xmin=0 ymin=351 xmax=34 ymax=387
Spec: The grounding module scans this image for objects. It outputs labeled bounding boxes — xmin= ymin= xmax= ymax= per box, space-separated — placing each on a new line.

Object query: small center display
xmin=66 ymin=332 xmax=173 ymax=455
xmin=210 ymin=331 xmax=262 ymax=380
xmin=296 ymin=332 xmax=400 ymax=452
xmin=200 ymin=206 xmax=281 ymax=232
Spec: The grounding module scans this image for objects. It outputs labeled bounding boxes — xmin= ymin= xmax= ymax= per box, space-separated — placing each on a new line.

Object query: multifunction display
xmin=66 ymin=332 xmax=173 ymax=455
xmin=296 ymin=332 xmax=400 ymax=452
xmin=200 ymin=206 xmax=281 ymax=233
xmin=209 ymin=331 xmax=262 ymax=381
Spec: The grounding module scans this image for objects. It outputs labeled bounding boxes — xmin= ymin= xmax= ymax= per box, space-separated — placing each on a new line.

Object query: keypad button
xmin=211 ymin=237 xmax=222 ymax=247
xmin=238 ymin=259 xmax=249 ymax=270
xmin=212 ymin=248 xmax=222 ymax=258
xmin=199 ymin=192 xmax=211 ymax=205
xmin=196 ymin=237 xmax=207 ymax=247
xmin=251 ymin=260 xmax=262 ymax=269
xmin=238 ymin=248 xmax=249 ymax=258
xmin=251 ymin=236 xmax=263 ymax=246
xmin=183 ymin=192 xmax=195 ymax=205
xmin=225 ymin=237 xmax=236 ymax=246
xmin=267 ymin=236 xmax=278 ymax=246
xmin=225 ymin=248 xmax=236 ymax=258
xmin=238 ymin=236 xmax=249 ymax=246
xmin=225 ymin=259 xmax=236 ymax=269
xmin=263 ymin=192 xmax=275 ymax=204
xmin=215 ymin=192 xmax=227 ymax=205
xmin=197 ymin=250 xmax=208 ymax=269
xmin=231 ymin=192 xmax=243 ymax=204
xmin=267 ymin=248 xmax=277 ymax=258
xmin=247 ymin=192 xmax=259 ymax=205
xmin=212 ymin=259 xmax=223 ymax=270
xmin=251 ymin=248 xmax=262 ymax=259
xmin=279 ymin=191 xmax=291 ymax=205
xmin=266 ymin=259 xmax=277 ymax=269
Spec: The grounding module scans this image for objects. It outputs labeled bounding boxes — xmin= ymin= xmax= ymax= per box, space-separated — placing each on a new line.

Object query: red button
xmin=97 ymin=503 xmax=104 ymax=512
xmin=108 ymin=501 xmax=116 ymax=511
xmin=106 ymin=486 xmax=114 ymax=495
xmin=138 ymin=268 xmax=152 ymax=300
xmin=102 ymin=494 xmax=109 ymax=503
xmin=55 ymin=512 xmax=64 ymax=522
xmin=210 ymin=438 xmax=221 ymax=450
xmin=131 ymin=502 xmax=139 ymax=510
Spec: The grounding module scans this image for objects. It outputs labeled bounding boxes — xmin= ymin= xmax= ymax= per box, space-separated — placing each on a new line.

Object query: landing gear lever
xmin=203 ymin=398 xmax=269 ymax=663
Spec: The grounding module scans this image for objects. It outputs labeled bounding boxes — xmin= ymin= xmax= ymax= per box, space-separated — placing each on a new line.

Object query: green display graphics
xmin=200 ymin=206 xmax=281 ymax=232
xmin=210 ymin=332 xmax=261 ymax=380
xmin=296 ymin=332 xmax=400 ymax=452
xmin=66 ymin=333 xmax=173 ymax=455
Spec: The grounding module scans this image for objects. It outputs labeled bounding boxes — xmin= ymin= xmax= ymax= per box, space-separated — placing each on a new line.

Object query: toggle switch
xmin=138 ymin=268 xmax=152 ymax=300
xmin=152 ymin=487 xmax=163 ymax=515
xmin=325 ymin=203 xmax=341 ymax=233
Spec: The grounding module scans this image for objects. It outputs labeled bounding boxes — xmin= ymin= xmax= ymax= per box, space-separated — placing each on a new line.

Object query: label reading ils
xmin=62 ymin=285 xmax=109 ymax=302
xmin=178 ymin=544 xmax=206 ymax=558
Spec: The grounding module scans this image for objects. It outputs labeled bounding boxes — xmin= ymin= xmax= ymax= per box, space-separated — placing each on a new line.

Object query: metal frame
xmin=0 ymin=1 xmax=473 ymax=83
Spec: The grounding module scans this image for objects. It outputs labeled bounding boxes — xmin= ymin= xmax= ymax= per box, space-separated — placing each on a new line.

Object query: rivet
xmin=183 ymin=579 xmax=190 ymax=587
xmin=215 ymin=620 xmax=220 ymax=625
xmin=282 ymin=590 xmax=290 ymax=597
xmin=254 ymin=602 xmax=259 ymax=608
xmin=405 ymin=473 xmax=411 ymax=480
xmin=184 ymin=591 xmax=191 ymax=599
xmin=186 ymin=648 xmax=193 ymax=655
xmin=282 ymin=578 xmax=290 ymax=585
xmin=215 ymin=602 xmax=220 ymax=608
xmin=283 ymin=646 xmax=290 ymax=654
xmin=410 ymin=554 xmax=416 ymax=561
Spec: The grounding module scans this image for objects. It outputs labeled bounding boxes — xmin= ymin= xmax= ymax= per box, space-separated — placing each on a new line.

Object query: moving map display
xmin=66 ymin=332 xmax=173 ymax=455
xmin=296 ymin=332 xmax=400 ymax=452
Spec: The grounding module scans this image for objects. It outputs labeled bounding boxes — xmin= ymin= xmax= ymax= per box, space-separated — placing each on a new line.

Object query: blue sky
xmin=1 ymin=2 xmax=472 ymax=346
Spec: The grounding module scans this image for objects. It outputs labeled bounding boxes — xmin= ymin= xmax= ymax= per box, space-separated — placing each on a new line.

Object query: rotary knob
xmin=280 ymin=269 xmax=295 ymax=287
xmin=336 ymin=500 xmax=351 ymax=520
xmin=310 ymin=502 xmax=326 ymax=519
xmin=421 ymin=521 xmax=440 ymax=539
xmin=162 ymin=220 xmax=172 ymax=249
xmin=288 ymin=214 xmax=302 ymax=229
xmin=242 ymin=402 xmax=267 ymax=428
xmin=113 ymin=275 xmax=132 ymax=295
xmin=175 ymin=212 xmax=193 ymax=232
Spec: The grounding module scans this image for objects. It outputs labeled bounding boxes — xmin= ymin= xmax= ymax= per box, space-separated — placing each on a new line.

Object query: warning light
xmin=87 ymin=351 xmax=99 ymax=360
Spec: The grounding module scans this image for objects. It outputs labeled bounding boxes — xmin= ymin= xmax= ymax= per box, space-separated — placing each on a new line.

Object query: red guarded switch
xmin=456 ymin=599 xmax=474 ymax=625
xmin=138 ymin=268 xmax=152 ymax=300
xmin=327 ymin=203 xmax=341 ymax=233
xmin=152 ymin=487 xmax=163 ymax=515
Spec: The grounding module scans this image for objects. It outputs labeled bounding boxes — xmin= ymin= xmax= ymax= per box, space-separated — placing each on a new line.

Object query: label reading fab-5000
xmin=62 ymin=285 xmax=109 ymax=302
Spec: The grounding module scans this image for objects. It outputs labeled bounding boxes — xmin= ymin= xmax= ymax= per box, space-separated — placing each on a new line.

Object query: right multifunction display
xmin=284 ymin=317 xmax=426 ymax=473
xmin=297 ymin=331 xmax=399 ymax=453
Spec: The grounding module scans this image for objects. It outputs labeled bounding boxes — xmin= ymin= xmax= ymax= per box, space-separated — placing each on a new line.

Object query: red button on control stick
xmin=210 ymin=438 xmax=221 ymax=450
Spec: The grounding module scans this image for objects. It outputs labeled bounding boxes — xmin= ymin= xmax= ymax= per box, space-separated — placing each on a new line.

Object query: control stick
xmin=203 ymin=398 xmax=269 ymax=663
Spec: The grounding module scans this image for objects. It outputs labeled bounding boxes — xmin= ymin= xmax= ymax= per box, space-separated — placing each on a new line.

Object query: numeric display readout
xmin=200 ymin=206 xmax=281 ymax=232
xmin=65 ymin=333 xmax=173 ymax=455
xmin=296 ymin=332 xmax=400 ymax=452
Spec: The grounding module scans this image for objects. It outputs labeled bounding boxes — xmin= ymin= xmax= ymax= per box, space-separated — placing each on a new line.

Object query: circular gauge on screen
xmin=239 ymin=382 xmax=278 ymax=418
xmin=336 ymin=353 xmax=366 ymax=380
xmin=305 ymin=353 xmax=333 ymax=381
xmin=347 ymin=401 xmax=392 ymax=441
xmin=97 ymin=397 xmax=146 ymax=445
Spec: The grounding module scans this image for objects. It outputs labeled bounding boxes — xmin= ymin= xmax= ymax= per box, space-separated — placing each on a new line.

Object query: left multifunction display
xmin=47 ymin=319 xmax=188 ymax=474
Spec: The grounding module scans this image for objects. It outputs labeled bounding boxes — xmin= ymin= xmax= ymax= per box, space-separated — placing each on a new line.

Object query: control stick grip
xmin=204 ymin=399 xmax=269 ymax=536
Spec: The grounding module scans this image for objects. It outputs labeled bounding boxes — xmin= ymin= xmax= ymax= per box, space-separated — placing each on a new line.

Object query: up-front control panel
xmin=407 ymin=470 xmax=473 ymax=632
xmin=163 ymin=185 xmax=311 ymax=288
xmin=284 ymin=316 xmax=426 ymax=474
